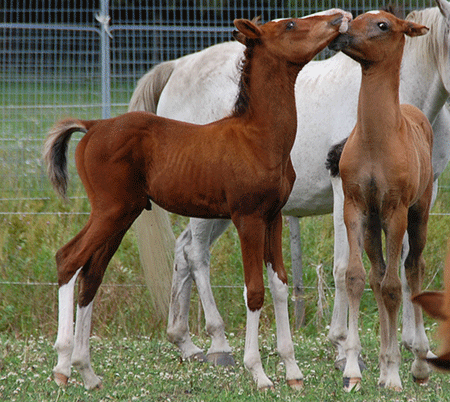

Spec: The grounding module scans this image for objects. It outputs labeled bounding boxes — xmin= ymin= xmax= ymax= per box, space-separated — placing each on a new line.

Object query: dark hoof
xmin=343 ymin=376 xmax=361 ymax=392
xmin=412 ymin=375 xmax=429 ymax=385
xmin=206 ymin=352 xmax=236 ymax=367
xmin=187 ymin=352 xmax=208 ymax=363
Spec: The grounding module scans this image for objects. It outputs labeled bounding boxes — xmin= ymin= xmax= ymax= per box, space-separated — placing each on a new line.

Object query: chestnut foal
xmin=328 ymin=11 xmax=433 ymax=391
xmin=44 ymin=13 xmax=349 ymax=390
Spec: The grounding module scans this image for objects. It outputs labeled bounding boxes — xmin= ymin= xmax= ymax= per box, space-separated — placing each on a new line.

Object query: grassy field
xmin=2 ymin=84 xmax=450 ymax=399
xmin=2 ymin=328 xmax=450 ymax=401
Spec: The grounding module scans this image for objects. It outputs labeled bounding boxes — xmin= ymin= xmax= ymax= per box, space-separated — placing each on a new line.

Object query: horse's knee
xmin=245 ymin=286 xmax=265 ymax=311
xmin=345 ymin=269 xmax=365 ymax=299
xmin=381 ymin=280 xmax=402 ymax=311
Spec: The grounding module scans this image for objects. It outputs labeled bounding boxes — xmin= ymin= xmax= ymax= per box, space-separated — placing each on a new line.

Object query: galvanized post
xmin=288 ymin=215 xmax=305 ymax=329
xmin=97 ymin=0 xmax=111 ymax=119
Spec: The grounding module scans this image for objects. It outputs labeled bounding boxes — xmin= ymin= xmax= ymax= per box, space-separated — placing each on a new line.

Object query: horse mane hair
xmin=405 ymin=6 xmax=449 ymax=75
xmin=232 ymin=17 xmax=262 ymax=117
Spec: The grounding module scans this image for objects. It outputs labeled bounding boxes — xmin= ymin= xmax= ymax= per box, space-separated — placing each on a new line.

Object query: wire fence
xmin=1 ymin=0 xmax=439 ymax=210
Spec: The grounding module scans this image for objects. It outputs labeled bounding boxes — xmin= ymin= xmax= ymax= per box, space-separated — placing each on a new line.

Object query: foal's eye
xmin=377 ymin=21 xmax=389 ymax=31
xmin=286 ymin=21 xmax=296 ymax=30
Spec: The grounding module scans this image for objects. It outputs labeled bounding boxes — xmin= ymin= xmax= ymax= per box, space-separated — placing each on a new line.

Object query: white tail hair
xmin=129 ymin=61 xmax=176 ymax=318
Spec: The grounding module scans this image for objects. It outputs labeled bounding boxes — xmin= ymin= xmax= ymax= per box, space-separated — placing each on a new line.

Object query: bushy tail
xmin=129 ymin=61 xmax=177 ymax=319
xmin=412 ymin=239 xmax=450 ymax=371
xmin=43 ymin=119 xmax=88 ymax=199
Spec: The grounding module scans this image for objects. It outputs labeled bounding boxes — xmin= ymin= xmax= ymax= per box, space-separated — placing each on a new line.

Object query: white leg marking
xmin=72 ymin=302 xmax=102 ymax=389
xmin=267 ymin=264 xmax=303 ymax=386
xmin=53 ymin=268 xmax=82 ymax=382
xmin=243 ymin=287 xmax=273 ymax=389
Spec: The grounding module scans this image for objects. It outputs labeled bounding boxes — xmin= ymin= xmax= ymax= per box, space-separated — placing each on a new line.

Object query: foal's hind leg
xmin=265 ymin=213 xmax=303 ymax=389
xmin=53 ymin=205 xmax=143 ymax=388
xmin=71 ymin=228 xmax=129 ymax=389
xmin=53 ymin=266 xmax=82 ymax=386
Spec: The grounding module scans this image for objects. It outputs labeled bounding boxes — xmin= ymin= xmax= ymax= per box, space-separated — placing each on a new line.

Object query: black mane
xmin=232 ymin=17 xmax=262 ymax=117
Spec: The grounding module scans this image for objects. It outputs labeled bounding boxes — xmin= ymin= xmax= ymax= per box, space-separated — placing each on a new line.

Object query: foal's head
xmin=329 ymin=10 xmax=429 ymax=67
xmin=233 ymin=13 xmax=347 ymax=66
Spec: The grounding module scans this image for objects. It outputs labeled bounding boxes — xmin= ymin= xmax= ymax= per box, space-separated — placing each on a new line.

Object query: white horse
xmin=129 ymin=1 xmax=450 ymax=381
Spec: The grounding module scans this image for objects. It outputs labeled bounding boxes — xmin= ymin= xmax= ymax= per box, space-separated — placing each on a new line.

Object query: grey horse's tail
xmin=128 ymin=60 xmax=176 ymax=113
xmin=129 ymin=61 xmax=177 ymax=320
xmin=325 ymin=137 xmax=348 ymax=178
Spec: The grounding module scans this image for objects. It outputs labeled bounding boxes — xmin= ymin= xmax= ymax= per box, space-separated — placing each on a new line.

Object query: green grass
xmin=2 ymin=81 xmax=450 ymax=399
xmin=2 ymin=328 xmax=450 ymax=401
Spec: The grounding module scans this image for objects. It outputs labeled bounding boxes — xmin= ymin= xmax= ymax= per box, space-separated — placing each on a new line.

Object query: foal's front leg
xmin=342 ymin=201 xmax=366 ymax=392
xmin=266 ymin=213 xmax=303 ymax=389
xmin=379 ymin=208 xmax=408 ymax=391
xmin=234 ymin=215 xmax=273 ymax=390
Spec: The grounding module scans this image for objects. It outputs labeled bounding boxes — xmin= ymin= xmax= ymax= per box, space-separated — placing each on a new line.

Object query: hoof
xmin=287 ymin=378 xmax=304 ymax=390
xmin=187 ymin=352 xmax=208 ymax=363
xmin=206 ymin=352 xmax=236 ymax=367
xmin=378 ymin=381 xmax=402 ymax=392
xmin=54 ymin=372 xmax=69 ymax=386
xmin=388 ymin=385 xmax=403 ymax=392
xmin=86 ymin=381 xmax=104 ymax=390
xmin=258 ymin=384 xmax=275 ymax=392
xmin=343 ymin=377 xmax=361 ymax=392
xmin=412 ymin=375 xmax=429 ymax=385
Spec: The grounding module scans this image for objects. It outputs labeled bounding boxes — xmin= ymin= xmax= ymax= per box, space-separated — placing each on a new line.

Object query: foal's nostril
xmin=331 ymin=15 xmax=344 ymax=27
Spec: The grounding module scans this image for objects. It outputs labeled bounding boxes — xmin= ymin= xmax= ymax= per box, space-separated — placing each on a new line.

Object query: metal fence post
xmin=97 ymin=0 xmax=111 ymax=119
xmin=288 ymin=215 xmax=305 ymax=329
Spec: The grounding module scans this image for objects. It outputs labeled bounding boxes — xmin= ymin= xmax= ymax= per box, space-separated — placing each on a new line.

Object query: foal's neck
xmin=357 ymin=56 xmax=403 ymax=136
xmin=244 ymin=48 xmax=301 ymax=154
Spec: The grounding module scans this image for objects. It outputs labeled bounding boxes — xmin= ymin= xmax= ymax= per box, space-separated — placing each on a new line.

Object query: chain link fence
xmin=0 ymin=0 xmax=437 ymax=207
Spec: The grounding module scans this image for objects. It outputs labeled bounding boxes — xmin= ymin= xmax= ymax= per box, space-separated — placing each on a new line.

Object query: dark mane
xmin=232 ymin=17 xmax=262 ymax=117
xmin=232 ymin=45 xmax=256 ymax=117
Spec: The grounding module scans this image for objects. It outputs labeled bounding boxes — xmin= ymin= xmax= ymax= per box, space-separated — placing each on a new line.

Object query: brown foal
xmin=328 ymin=11 xmax=433 ymax=391
xmin=44 ymin=12 xmax=349 ymax=390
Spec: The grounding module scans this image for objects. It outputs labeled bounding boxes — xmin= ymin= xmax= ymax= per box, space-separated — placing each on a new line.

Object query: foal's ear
xmin=403 ymin=21 xmax=429 ymax=37
xmin=233 ymin=19 xmax=263 ymax=44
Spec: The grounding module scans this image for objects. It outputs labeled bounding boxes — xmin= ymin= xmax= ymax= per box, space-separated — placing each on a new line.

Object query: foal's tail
xmin=43 ymin=119 xmax=92 ymax=199
xmin=128 ymin=61 xmax=176 ymax=320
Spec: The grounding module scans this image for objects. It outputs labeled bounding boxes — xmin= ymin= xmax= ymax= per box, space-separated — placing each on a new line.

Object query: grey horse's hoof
xmin=206 ymin=352 xmax=236 ymax=366
xmin=188 ymin=352 xmax=208 ymax=363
